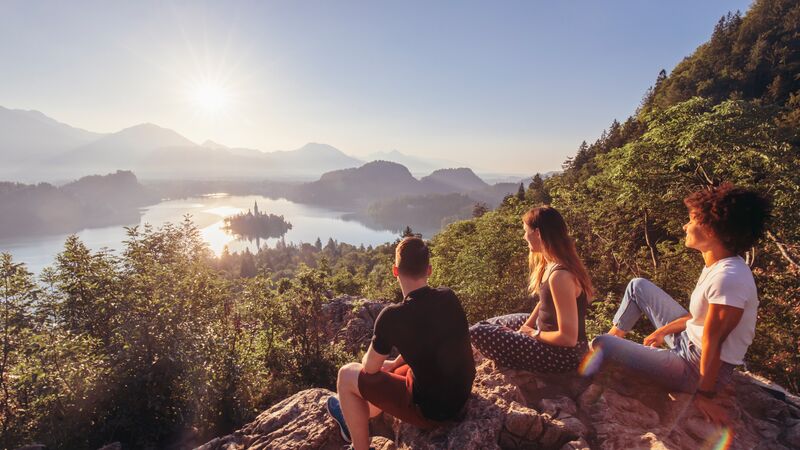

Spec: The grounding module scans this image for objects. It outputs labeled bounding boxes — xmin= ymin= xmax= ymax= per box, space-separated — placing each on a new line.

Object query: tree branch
xmin=767 ymin=230 xmax=799 ymax=270
xmin=643 ymin=210 xmax=659 ymax=270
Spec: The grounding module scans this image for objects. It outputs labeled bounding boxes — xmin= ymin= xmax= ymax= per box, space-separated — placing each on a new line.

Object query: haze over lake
xmin=0 ymin=194 xmax=398 ymax=274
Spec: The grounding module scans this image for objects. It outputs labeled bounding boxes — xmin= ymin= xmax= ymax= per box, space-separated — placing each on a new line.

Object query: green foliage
xmin=4 ymin=3 xmax=800 ymax=445
xmin=3 ymin=219 xmax=362 ymax=449
xmin=646 ymin=1 xmax=800 ymax=110
xmin=365 ymin=193 xmax=477 ymax=234
xmin=430 ymin=198 xmax=532 ymax=322
xmin=428 ymin=95 xmax=799 ymax=393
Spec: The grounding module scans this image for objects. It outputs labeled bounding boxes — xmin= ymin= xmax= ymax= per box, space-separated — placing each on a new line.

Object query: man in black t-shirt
xmin=326 ymin=237 xmax=475 ymax=450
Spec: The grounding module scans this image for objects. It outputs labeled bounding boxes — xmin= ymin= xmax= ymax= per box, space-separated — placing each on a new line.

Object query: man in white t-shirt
xmin=685 ymin=256 xmax=758 ymax=366
xmin=589 ymin=183 xmax=770 ymax=425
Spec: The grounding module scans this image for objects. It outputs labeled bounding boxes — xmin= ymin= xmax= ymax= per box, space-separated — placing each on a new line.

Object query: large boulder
xmin=196 ymin=297 xmax=800 ymax=449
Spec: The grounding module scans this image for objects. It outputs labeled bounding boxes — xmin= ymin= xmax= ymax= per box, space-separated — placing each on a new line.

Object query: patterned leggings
xmin=469 ymin=313 xmax=588 ymax=373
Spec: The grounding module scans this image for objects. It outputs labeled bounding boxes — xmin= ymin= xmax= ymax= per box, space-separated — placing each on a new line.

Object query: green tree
xmin=0 ymin=254 xmax=37 ymax=448
xmin=527 ymin=174 xmax=552 ymax=205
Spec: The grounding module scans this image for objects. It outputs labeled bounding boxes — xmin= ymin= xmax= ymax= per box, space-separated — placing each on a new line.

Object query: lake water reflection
xmin=0 ymin=194 xmax=398 ymax=274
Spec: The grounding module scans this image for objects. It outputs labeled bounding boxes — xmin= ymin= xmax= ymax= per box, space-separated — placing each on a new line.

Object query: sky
xmin=0 ymin=0 xmax=753 ymax=174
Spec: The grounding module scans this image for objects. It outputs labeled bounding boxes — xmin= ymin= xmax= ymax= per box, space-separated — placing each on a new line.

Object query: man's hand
xmin=643 ymin=329 xmax=666 ymax=347
xmin=381 ymin=358 xmax=398 ymax=372
xmin=693 ymin=395 xmax=729 ymax=426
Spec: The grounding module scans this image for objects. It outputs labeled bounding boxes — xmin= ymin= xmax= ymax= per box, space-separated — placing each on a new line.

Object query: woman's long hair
xmin=523 ymin=206 xmax=594 ymax=300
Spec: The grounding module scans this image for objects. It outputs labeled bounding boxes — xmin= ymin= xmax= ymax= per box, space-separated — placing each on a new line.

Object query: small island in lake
xmin=223 ymin=201 xmax=292 ymax=241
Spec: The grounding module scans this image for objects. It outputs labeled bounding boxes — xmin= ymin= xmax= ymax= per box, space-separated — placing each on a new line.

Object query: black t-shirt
xmin=371 ymin=286 xmax=476 ymax=421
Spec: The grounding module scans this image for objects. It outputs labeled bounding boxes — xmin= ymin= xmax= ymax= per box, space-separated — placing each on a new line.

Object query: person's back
xmin=328 ymin=237 xmax=476 ymax=450
xmin=372 ymin=285 xmax=475 ymax=420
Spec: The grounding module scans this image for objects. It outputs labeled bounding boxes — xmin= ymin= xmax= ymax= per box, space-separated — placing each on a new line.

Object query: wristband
xmin=531 ymin=329 xmax=541 ymax=339
xmin=696 ymin=389 xmax=716 ymax=399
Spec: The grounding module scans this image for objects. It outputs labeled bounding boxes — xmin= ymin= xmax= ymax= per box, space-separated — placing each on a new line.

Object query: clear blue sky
xmin=0 ymin=0 xmax=752 ymax=173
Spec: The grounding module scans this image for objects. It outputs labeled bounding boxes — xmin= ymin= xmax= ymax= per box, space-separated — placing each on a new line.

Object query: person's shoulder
xmin=712 ymin=257 xmax=754 ymax=281
xmin=432 ymin=285 xmax=459 ymax=300
xmin=376 ymin=302 xmax=405 ymax=321
xmin=549 ymin=267 xmax=578 ymax=286
xmin=706 ymin=257 xmax=757 ymax=299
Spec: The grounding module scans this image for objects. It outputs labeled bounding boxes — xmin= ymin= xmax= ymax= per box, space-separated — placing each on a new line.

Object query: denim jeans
xmin=591 ymin=278 xmax=733 ymax=393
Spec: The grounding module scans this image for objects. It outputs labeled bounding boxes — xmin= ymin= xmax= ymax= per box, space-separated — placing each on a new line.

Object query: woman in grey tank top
xmin=469 ymin=206 xmax=593 ymax=373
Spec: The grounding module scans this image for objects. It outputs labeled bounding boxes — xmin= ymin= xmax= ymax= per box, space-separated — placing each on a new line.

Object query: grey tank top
xmin=535 ymin=265 xmax=588 ymax=342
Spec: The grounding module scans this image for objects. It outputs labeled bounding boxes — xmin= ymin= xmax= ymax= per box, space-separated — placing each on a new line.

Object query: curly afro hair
xmin=683 ymin=183 xmax=771 ymax=255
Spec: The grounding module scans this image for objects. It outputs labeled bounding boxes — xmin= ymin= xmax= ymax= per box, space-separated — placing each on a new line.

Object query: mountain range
xmin=289 ymin=160 xmax=519 ymax=210
xmin=0 ymin=106 xmax=494 ymax=182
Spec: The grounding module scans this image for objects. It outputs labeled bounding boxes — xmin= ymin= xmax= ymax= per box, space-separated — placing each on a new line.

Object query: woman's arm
xmin=535 ymin=270 xmax=579 ymax=347
xmin=519 ymin=301 xmax=541 ymax=332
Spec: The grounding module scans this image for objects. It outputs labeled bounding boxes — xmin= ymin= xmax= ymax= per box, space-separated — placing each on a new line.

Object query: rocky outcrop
xmin=320 ymin=296 xmax=386 ymax=354
xmin=197 ymin=297 xmax=800 ymax=450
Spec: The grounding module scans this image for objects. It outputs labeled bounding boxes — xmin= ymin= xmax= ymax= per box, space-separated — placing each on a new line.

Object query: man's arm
xmin=698 ymin=303 xmax=743 ymax=391
xmin=361 ymin=344 xmax=389 ymax=374
xmin=643 ymin=314 xmax=691 ymax=347
xmin=382 ymin=354 xmax=405 ymax=372
xmin=693 ymin=303 xmax=743 ymax=425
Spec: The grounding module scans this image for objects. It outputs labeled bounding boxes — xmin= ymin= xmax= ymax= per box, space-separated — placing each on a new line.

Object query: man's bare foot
xmin=608 ymin=326 xmax=626 ymax=338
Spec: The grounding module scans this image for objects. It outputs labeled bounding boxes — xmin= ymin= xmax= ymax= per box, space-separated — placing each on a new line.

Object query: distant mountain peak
xmin=202 ymin=140 xmax=229 ymax=150
xmin=420 ymin=166 xmax=488 ymax=192
xmin=360 ymin=159 xmax=411 ymax=172
xmin=295 ymin=142 xmax=347 ymax=155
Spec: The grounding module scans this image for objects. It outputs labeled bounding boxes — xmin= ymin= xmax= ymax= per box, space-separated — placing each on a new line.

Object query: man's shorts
xmin=357 ymin=364 xmax=441 ymax=429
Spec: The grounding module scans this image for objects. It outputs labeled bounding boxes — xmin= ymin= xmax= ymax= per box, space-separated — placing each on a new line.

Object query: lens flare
xmin=578 ymin=348 xmax=603 ymax=377
xmin=704 ymin=427 xmax=733 ymax=450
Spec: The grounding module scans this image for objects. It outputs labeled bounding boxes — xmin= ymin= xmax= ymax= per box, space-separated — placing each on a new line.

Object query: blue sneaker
xmin=326 ymin=396 xmax=351 ymax=443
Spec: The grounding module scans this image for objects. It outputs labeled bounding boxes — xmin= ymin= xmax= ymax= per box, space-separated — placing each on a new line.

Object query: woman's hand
xmin=643 ymin=329 xmax=666 ymax=347
xmin=519 ymin=324 xmax=535 ymax=334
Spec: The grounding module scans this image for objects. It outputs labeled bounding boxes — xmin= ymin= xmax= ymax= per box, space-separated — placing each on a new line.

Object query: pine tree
xmin=472 ymin=202 xmax=489 ymax=218
xmin=240 ymin=249 xmax=257 ymax=278
xmin=516 ymin=183 xmax=525 ymax=200
xmin=527 ymin=174 xmax=552 ymax=205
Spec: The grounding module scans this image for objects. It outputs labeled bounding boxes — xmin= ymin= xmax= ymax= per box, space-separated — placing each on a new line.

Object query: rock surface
xmin=196 ymin=296 xmax=800 ymax=450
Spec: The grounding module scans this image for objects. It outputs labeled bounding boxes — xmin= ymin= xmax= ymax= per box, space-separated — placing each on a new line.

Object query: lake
xmin=0 ymin=194 xmax=399 ymax=274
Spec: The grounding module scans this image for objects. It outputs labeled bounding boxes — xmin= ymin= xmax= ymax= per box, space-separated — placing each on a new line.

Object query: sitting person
xmin=470 ymin=206 xmax=593 ymax=373
xmin=589 ymin=183 xmax=770 ymax=424
xmin=327 ymin=237 xmax=475 ymax=450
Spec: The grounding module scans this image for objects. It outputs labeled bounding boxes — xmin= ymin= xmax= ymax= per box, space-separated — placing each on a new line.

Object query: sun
xmin=190 ymin=80 xmax=232 ymax=114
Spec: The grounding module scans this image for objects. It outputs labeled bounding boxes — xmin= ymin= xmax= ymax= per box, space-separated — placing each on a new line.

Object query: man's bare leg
xmin=337 ymin=362 xmax=382 ymax=450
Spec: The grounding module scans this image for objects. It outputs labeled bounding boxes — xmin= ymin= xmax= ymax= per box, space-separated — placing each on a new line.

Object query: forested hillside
xmin=433 ymin=0 xmax=799 ymax=392
xmin=1 ymin=0 xmax=798 ymax=448
xmin=0 ymin=170 xmax=157 ymax=238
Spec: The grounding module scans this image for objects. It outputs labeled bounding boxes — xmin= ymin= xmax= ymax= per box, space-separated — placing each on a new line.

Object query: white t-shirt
xmin=685 ymin=256 xmax=758 ymax=365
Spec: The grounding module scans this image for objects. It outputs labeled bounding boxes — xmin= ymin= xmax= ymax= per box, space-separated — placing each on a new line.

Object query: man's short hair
xmin=683 ymin=182 xmax=771 ymax=254
xmin=395 ymin=237 xmax=430 ymax=278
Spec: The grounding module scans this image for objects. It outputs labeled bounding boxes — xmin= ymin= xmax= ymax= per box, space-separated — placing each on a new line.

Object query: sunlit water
xmin=0 ymin=194 xmax=398 ymax=274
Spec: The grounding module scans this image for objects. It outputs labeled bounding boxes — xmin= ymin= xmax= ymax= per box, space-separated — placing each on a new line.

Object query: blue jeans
xmin=590 ymin=278 xmax=732 ymax=393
